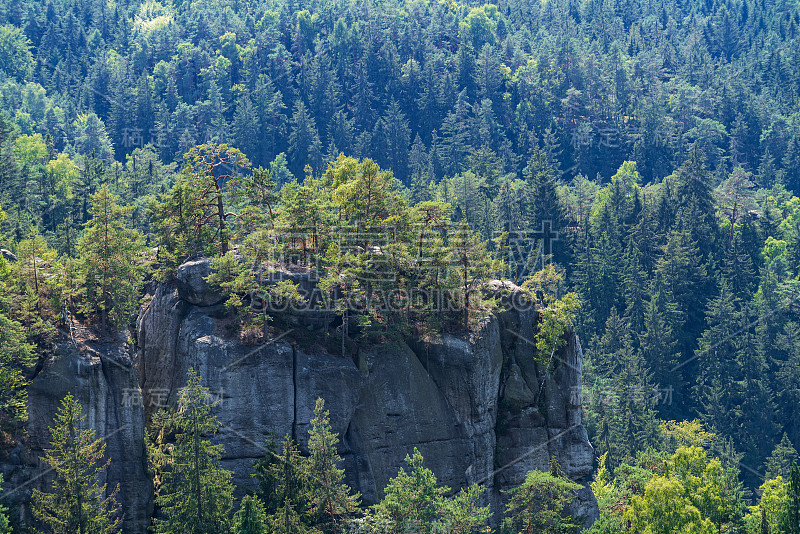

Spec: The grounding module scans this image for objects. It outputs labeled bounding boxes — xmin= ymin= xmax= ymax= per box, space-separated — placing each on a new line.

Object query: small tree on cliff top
xmin=78 ymin=184 xmax=146 ymax=331
xmin=149 ymin=143 xmax=250 ymax=269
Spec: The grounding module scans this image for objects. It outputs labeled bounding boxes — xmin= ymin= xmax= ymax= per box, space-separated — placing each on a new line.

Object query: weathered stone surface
xmin=136 ymin=283 xmax=187 ymax=419
xmin=1 ymin=248 xmax=17 ymax=262
xmin=5 ymin=258 xmax=598 ymax=532
xmin=134 ymin=260 xmax=597 ymax=528
xmin=346 ymin=343 xmax=471 ymax=503
xmin=175 ymin=258 xmax=223 ymax=306
xmin=503 ymin=363 xmax=536 ymax=409
xmin=293 ymin=347 xmax=362 ymax=448
xmin=4 ymin=338 xmax=151 ymax=533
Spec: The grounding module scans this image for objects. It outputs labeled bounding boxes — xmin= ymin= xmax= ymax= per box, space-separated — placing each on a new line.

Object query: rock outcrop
xmin=134 ymin=259 xmax=598 ymax=528
xmin=0 ymin=337 xmax=150 ymax=533
xmin=3 ymin=258 xmax=597 ymax=532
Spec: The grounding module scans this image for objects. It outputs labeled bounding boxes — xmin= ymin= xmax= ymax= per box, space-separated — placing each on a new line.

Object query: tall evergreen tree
xmin=766 ymin=435 xmax=800 ymax=480
xmin=289 ymin=101 xmax=322 ymax=179
xmin=306 ymin=398 xmax=360 ymax=533
xmin=77 ymin=184 xmax=145 ymax=331
xmin=150 ymin=369 xmax=234 ymax=534
xmin=31 ymin=393 xmax=121 ymax=534
xmin=234 ymin=495 xmax=268 ymax=534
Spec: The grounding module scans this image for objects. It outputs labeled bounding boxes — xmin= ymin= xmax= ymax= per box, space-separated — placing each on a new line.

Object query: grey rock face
xmin=134 ymin=262 xmax=598 ymax=528
xmin=175 ymin=257 xmax=223 ymax=306
xmin=3 ymin=261 xmax=597 ymax=532
xmin=1 ymin=337 xmax=150 ymax=533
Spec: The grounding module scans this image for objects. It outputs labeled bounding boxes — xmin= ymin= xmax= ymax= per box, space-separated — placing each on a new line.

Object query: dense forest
xmin=2 ymin=0 xmax=800 ymax=529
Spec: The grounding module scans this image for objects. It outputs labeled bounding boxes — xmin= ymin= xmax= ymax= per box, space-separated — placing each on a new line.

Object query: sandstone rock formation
xmin=0 ymin=336 xmax=150 ymax=533
xmin=134 ymin=258 xmax=598 ymax=528
xmin=3 ymin=257 xmax=598 ymax=532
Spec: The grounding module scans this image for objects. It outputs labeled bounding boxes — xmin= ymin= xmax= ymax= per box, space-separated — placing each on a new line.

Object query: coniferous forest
xmin=2 ymin=0 xmax=800 ymax=530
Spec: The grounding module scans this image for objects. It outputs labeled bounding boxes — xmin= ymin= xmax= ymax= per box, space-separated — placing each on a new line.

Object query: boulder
xmin=1 ymin=248 xmax=17 ymax=262
xmin=175 ymin=258 xmax=223 ymax=306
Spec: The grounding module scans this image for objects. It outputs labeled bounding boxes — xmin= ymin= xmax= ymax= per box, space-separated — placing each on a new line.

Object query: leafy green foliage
xmin=148 ymin=369 xmax=235 ymax=534
xmin=31 ymin=393 xmax=121 ymax=534
xmin=501 ymin=467 xmax=581 ymax=534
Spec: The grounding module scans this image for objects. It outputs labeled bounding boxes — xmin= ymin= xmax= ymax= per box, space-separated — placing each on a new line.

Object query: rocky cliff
xmin=0 ymin=337 xmax=150 ymax=533
xmin=136 ymin=259 xmax=598 ymax=528
xmin=2 ymin=258 xmax=597 ymax=532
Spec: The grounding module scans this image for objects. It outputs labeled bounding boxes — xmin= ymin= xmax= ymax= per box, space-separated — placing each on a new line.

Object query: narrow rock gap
xmin=291 ymin=342 xmax=298 ymax=443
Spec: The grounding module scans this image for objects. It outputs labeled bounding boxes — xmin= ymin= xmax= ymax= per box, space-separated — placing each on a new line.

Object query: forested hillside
xmin=2 ymin=0 xmax=800 ymax=530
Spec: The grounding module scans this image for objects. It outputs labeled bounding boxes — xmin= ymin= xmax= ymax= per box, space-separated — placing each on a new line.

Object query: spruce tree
xmin=31 ymin=393 xmax=121 ymax=534
xmin=766 ymin=434 xmax=800 ymax=480
xmin=77 ymin=184 xmax=145 ymax=331
xmin=150 ymin=369 xmax=234 ymax=534
xmin=307 ymin=398 xmax=360 ymax=533
xmin=264 ymin=436 xmax=315 ymax=534
xmin=234 ymin=495 xmax=268 ymax=534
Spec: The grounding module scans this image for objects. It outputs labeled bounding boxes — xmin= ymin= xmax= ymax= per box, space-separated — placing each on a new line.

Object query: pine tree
xmin=449 ymin=220 xmax=497 ymax=330
xmin=31 ymin=393 xmax=121 ymax=534
xmin=306 ymin=398 xmax=360 ymax=533
xmin=77 ymin=184 xmax=145 ymax=331
xmin=150 ymin=369 xmax=234 ymax=534
xmin=373 ymin=448 xmax=446 ymax=534
xmin=655 ymin=230 xmax=708 ymax=362
xmin=437 ymin=485 xmax=490 ymax=534
xmin=501 ymin=468 xmax=581 ymax=534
